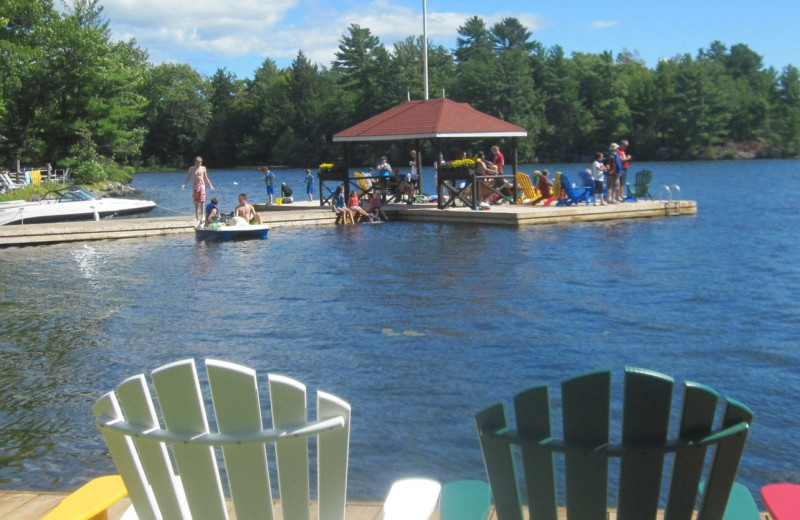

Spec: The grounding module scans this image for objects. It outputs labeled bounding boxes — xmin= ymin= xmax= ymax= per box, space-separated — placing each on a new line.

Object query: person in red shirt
xmin=617 ymin=139 xmax=632 ymax=201
xmin=491 ymin=145 xmax=505 ymax=174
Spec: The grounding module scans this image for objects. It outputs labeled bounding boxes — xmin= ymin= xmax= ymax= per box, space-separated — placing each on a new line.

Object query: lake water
xmin=1 ymin=160 xmax=799 ymax=504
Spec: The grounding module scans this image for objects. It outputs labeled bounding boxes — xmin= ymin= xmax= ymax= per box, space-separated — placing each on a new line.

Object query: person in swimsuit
xmin=182 ymin=156 xmax=214 ymax=220
xmin=233 ymin=193 xmax=262 ymax=224
xmin=333 ymin=185 xmax=353 ymax=224
xmin=348 ymin=190 xmax=371 ymax=220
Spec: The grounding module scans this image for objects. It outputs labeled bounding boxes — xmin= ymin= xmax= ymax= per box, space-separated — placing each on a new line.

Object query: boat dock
xmin=0 ymin=199 xmax=696 ymax=247
xmin=0 ymin=490 xmax=770 ymax=519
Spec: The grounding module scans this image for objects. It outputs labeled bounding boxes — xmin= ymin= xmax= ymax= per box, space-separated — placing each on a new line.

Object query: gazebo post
xmin=343 ymin=142 xmax=350 ymax=202
xmin=512 ymin=137 xmax=519 ymax=204
xmin=415 ymin=139 xmax=422 ymax=196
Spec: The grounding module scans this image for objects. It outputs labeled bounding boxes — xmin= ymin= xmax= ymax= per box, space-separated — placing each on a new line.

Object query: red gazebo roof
xmin=332 ymin=98 xmax=527 ymax=142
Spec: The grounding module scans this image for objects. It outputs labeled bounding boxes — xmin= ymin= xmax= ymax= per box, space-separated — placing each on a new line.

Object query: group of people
xmin=588 ymin=140 xmax=633 ymax=205
xmin=332 ymin=184 xmax=388 ymax=224
xmin=182 ymin=156 xmax=262 ymax=227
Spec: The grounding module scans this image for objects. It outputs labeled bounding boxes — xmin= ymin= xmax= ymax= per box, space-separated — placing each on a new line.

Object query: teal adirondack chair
xmin=475 ymin=367 xmax=753 ymax=520
xmin=93 ymin=358 xmax=351 ymax=520
xmin=625 ymin=169 xmax=654 ymax=201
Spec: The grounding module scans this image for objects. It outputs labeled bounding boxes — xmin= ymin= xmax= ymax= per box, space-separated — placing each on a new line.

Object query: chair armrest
xmin=43 ymin=475 xmax=127 ymax=520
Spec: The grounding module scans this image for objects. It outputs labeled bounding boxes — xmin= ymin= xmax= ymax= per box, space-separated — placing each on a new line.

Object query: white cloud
xmin=592 ymin=20 xmax=620 ymax=28
xmin=101 ymin=0 xmax=546 ymax=74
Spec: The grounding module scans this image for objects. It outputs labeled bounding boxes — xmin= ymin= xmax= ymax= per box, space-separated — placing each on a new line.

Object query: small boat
xmin=0 ymin=186 xmax=156 ymax=225
xmin=195 ymin=217 xmax=270 ymax=241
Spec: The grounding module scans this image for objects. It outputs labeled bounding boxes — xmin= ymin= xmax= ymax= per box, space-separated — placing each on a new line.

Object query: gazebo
xmin=331 ymin=98 xmax=528 ymax=209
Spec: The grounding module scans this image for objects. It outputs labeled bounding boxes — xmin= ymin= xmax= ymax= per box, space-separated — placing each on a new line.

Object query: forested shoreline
xmin=2 ymin=0 xmax=800 ymax=184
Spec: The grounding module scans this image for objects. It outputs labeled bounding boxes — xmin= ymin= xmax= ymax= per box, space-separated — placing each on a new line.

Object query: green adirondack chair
xmin=625 ymin=169 xmax=654 ymax=201
xmin=475 ymin=367 xmax=753 ymax=520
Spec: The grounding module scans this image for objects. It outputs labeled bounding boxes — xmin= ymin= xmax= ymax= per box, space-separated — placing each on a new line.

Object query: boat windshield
xmin=56 ymin=188 xmax=101 ymax=202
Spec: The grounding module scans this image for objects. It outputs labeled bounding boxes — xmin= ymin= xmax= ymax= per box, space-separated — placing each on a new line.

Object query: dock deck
xmin=0 ymin=199 xmax=696 ymax=247
xmin=0 ymin=490 xmax=771 ymax=519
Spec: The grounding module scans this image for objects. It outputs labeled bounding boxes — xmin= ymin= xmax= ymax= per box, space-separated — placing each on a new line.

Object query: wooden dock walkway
xmin=0 ymin=199 xmax=696 ymax=247
xmin=0 ymin=489 xmax=771 ymax=519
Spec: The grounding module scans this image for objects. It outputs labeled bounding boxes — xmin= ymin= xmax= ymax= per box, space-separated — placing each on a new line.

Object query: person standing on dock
xmin=262 ymin=166 xmax=275 ymax=205
xmin=491 ymin=145 xmax=505 ymax=174
xmin=304 ymin=169 xmax=314 ymax=202
xmin=377 ymin=156 xmax=392 ymax=178
xmin=617 ymin=140 xmax=632 ymax=201
xmin=181 ymin=156 xmax=215 ymax=221
xmin=591 ymin=153 xmax=607 ymax=205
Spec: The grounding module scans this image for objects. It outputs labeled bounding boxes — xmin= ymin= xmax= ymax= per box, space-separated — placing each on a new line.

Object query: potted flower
xmin=318 ymin=163 xmax=344 ymax=180
xmin=437 ymin=158 xmax=476 ymax=180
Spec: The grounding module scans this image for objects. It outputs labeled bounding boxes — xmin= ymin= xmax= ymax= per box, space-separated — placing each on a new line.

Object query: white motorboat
xmin=0 ymin=186 xmax=156 ymax=225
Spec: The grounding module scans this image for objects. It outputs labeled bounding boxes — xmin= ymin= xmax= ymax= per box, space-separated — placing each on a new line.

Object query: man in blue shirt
xmin=376 ymin=156 xmax=392 ymax=178
xmin=262 ymin=166 xmax=275 ymax=205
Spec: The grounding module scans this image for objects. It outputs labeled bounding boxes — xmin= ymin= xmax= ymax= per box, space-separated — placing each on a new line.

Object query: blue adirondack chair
xmin=557 ymin=173 xmax=592 ymax=206
xmin=475 ymin=367 xmax=753 ymax=520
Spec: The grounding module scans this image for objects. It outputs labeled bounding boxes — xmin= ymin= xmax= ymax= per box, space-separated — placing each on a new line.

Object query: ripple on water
xmin=1 ymin=160 xmax=800 ymax=500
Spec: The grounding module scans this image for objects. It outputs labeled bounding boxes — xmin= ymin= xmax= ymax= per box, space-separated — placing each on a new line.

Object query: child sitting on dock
xmin=368 ymin=192 xmax=388 ymax=221
xmin=333 ymin=185 xmax=354 ymax=224
xmin=348 ymin=191 xmax=371 ymax=220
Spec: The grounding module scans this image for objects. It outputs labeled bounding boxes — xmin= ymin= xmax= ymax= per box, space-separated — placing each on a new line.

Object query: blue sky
xmin=99 ymin=0 xmax=800 ymax=80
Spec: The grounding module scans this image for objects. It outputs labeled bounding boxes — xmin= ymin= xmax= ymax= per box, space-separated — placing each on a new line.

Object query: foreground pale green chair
xmin=93 ymin=358 xmax=351 ymax=520
xmin=475 ymin=367 xmax=753 ymax=520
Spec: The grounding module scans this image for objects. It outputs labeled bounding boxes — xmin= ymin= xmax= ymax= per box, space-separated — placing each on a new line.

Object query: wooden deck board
xmin=0 ymin=490 xmax=772 ymax=520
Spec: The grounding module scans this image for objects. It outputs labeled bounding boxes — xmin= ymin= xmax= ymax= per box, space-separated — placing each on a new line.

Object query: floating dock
xmin=0 ymin=199 xmax=696 ymax=247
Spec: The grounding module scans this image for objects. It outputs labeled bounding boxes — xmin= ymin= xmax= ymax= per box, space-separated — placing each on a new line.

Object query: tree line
xmin=2 ymin=0 xmax=800 ymax=184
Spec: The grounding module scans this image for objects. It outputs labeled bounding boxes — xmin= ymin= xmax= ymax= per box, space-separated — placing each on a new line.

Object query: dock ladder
xmin=658 ymin=184 xmax=682 ymax=215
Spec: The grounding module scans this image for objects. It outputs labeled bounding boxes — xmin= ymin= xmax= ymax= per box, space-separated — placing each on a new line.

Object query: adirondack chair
xmin=353 ymin=172 xmax=374 ymax=199
xmin=515 ymin=172 xmax=542 ymax=205
xmin=550 ymin=172 xmax=563 ymax=205
xmin=625 ymin=169 xmax=654 ymax=201
xmin=557 ymin=173 xmax=592 ymax=206
xmin=761 ymin=483 xmax=800 ymax=520
xmin=475 ymin=367 xmax=753 ymax=520
xmin=93 ymin=358 xmax=351 ymax=520
xmin=578 ymin=170 xmax=598 ymax=204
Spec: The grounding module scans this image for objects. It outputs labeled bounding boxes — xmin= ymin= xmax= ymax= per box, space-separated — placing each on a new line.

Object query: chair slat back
xmin=618 ymin=369 xmax=673 ymax=520
xmin=475 ymin=402 xmax=523 ymax=520
xmin=116 ymin=374 xmax=186 ymax=519
xmin=514 ymin=386 xmax=558 ymax=520
xmin=562 ymin=369 xmax=610 ymax=520
xmin=206 ymin=360 xmax=273 ymax=520
xmin=475 ymin=367 xmax=752 ymax=520
xmin=696 ymin=399 xmax=754 ymax=520
xmin=317 ymin=391 xmax=351 ymax=520
xmin=269 ymin=374 xmax=312 ymax=520
xmin=664 ymin=382 xmax=718 ymax=520
xmin=151 ymin=360 xmax=228 ymax=520
xmin=94 ymin=359 xmax=351 ymax=520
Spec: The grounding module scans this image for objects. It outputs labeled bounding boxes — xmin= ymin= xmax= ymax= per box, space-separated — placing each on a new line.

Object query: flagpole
xmin=423 ymin=0 xmax=429 ymax=100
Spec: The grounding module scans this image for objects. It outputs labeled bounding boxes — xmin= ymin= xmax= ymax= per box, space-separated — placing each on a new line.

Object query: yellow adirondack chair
xmin=353 ymin=171 xmax=373 ymax=198
xmin=514 ymin=172 xmax=542 ymax=205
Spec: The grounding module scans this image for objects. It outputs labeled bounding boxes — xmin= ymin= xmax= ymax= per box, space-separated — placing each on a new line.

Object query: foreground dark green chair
xmin=475 ymin=367 xmax=753 ymax=520
xmin=625 ymin=169 xmax=654 ymax=201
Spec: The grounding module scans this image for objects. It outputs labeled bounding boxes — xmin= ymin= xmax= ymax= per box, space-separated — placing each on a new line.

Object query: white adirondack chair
xmin=92 ymin=358 xmax=351 ymax=520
